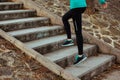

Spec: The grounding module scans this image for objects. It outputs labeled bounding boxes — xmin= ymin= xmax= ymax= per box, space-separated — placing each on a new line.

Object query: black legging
xmin=62 ymin=7 xmax=86 ymax=55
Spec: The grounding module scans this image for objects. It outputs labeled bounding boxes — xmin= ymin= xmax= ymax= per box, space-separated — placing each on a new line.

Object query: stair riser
xmin=0 ymin=0 xmax=8 ymax=2
xmin=0 ymin=11 xmax=37 ymax=21
xmin=80 ymin=57 xmax=115 ymax=80
xmin=0 ymin=19 xmax=50 ymax=32
xmin=55 ymin=46 xmax=98 ymax=68
xmin=33 ymin=38 xmax=76 ymax=54
xmin=0 ymin=3 xmax=23 ymax=11
xmin=14 ymin=28 xmax=65 ymax=42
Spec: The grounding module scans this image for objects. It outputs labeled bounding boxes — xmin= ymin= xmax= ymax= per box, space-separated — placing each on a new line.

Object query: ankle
xmin=78 ymin=55 xmax=82 ymax=57
xmin=67 ymin=39 xmax=72 ymax=41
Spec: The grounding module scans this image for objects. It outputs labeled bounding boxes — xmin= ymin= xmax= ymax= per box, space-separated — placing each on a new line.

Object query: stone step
xmin=44 ymin=44 xmax=97 ymax=68
xmin=25 ymin=34 xmax=76 ymax=54
xmin=0 ymin=2 xmax=23 ymax=11
xmin=65 ymin=54 xmax=115 ymax=80
xmin=0 ymin=0 xmax=8 ymax=2
xmin=0 ymin=17 xmax=50 ymax=32
xmin=0 ymin=9 xmax=37 ymax=21
xmin=8 ymin=25 xmax=65 ymax=42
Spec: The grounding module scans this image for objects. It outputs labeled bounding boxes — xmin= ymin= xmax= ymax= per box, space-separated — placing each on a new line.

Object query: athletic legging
xmin=62 ymin=7 xmax=86 ymax=55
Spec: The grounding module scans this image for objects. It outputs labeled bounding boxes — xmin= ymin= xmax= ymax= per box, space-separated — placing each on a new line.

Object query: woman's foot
xmin=74 ymin=54 xmax=87 ymax=64
xmin=62 ymin=39 xmax=74 ymax=47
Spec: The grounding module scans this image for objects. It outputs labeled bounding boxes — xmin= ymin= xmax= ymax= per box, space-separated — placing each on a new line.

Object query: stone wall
xmin=84 ymin=0 xmax=120 ymax=49
xmin=82 ymin=13 xmax=120 ymax=49
xmin=95 ymin=0 xmax=120 ymax=21
xmin=33 ymin=0 xmax=120 ymax=49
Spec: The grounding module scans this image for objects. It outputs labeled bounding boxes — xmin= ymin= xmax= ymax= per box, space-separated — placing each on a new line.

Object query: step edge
xmin=25 ymin=34 xmax=75 ymax=48
xmin=78 ymin=55 xmax=115 ymax=78
xmin=44 ymin=44 xmax=97 ymax=62
xmin=8 ymin=25 xmax=63 ymax=36
xmin=0 ymin=9 xmax=36 ymax=14
xmin=0 ymin=17 xmax=49 ymax=24
xmin=65 ymin=54 xmax=115 ymax=77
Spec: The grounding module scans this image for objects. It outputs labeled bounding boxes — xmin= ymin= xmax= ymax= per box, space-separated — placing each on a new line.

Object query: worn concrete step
xmin=25 ymin=34 xmax=76 ymax=54
xmin=0 ymin=2 xmax=23 ymax=11
xmin=0 ymin=17 xmax=50 ymax=32
xmin=0 ymin=9 xmax=37 ymax=21
xmin=0 ymin=0 xmax=8 ymax=2
xmin=8 ymin=25 xmax=65 ymax=42
xmin=65 ymin=54 xmax=115 ymax=80
xmin=44 ymin=44 xmax=97 ymax=68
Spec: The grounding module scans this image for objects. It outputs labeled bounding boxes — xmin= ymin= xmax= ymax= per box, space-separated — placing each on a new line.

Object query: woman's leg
xmin=72 ymin=8 xmax=86 ymax=55
xmin=73 ymin=13 xmax=83 ymax=55
xmin=62 ymin=10 xmax=75 ymax=46
xmin=62 ymin=10 xmax=73 ymax=39
xmin=72 ymin=8 xmax=87 ymax=64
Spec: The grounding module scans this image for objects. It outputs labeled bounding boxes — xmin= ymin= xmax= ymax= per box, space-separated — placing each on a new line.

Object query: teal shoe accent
xmin=75 ymin=55 xmax=79 ymax=61
xmin=74 ymin=54 xmax=87 ymax=64
xmin=62 ymin=39 xmax=74 ymax=47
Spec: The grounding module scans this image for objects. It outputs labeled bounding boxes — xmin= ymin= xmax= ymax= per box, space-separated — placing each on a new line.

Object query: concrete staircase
xmin=0 ymin=0 xmax=115 ymax=80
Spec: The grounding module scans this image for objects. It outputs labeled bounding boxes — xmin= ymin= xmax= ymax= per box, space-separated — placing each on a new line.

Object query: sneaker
xmin=74 ymin=54 xmax=87 ymax=64
xmin=62 ymin=39 xmax=74 ymax=47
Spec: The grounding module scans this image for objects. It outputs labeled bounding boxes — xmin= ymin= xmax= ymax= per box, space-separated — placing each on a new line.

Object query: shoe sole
xmin=77 ymin=57 xmax=87 ymax=64
xmin=61 ymin=43 xmax=74 ymax=47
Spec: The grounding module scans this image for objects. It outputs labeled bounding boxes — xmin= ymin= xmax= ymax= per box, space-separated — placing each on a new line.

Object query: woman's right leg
xmin=62 ymin=10 xmax=73 ymax=39
xmin=62 ymin=10 xmax=74 ymax=46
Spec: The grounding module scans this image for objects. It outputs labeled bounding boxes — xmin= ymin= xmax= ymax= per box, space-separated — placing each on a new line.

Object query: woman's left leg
xmin=72 ymin=8 xmax=87 ymax=64
xmin=73 ymin=13 xmax=83 ymax=55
